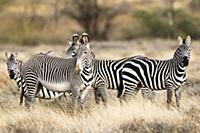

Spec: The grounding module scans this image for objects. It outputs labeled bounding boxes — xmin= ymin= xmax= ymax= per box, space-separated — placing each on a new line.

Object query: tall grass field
xmin=0 ymin=39 xmax=200 ymax=132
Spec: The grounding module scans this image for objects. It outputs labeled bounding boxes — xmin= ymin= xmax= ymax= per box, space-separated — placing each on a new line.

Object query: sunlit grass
xmin=0 ymin=40 xmax=200 ymax=132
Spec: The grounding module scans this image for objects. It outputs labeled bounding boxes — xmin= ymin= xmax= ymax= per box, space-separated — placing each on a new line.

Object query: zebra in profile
xmin=93 ymin=59 xmax=158 ymax=104
xmin=120 ymin=35 xmax=191 ymax=108
xmin=5 ymin=51 xmax=70 ymax=105
xmin=20 ymin=33 xmax=94 ymax=108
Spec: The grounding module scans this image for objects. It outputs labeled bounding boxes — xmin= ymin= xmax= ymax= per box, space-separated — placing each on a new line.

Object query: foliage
xmin=175 ymin=10 xmax=200 ymax=39
xmin=0 ymin=0 xmax=12 ymax=12
xmin=62 ymin=0 xmax=129 ymax=40
xmin=0 ymin=15 xmax=66 ymax=45
xmin=123 ymin=9 xmax=200 ymax=39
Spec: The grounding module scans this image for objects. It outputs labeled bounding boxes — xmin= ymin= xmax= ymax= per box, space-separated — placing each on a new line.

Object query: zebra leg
xmin=99 ymin=87 xmax=107 ymax=106
xmin=64 ymin=91 xmax=72 ymax=102
xmin=94 ymin=83 xmax=107 ymax=105
xmin=119 ymin=82 xmax=140 ymax=105
xmin=167 ymin=89 xmax=173 ymax=109
xmin=71 ymin=87 xmax=79 ymax=110
xmin=24 ymin=75 xmax=38 ymax=109
xmin=79 ymin=86 xmax=91 ymax=109
xmin=175 ymin=88 xmax=181 ymax=108
xmin=94 ymin=87 xmax=101 ymax=104
xmin=141 ymin=88 xmax=156 ymax=102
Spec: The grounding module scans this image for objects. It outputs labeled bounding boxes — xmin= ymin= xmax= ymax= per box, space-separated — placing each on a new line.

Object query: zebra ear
xmin=67 ymin=40 xmax=74 ymax=46
xmin=5 ymin=51 xmax=9 ymax=59
xmin=185 ymin=35 xmax=191 ymax=46
xmin=177 ymin=36 xmax=183 ymax=45
xmin=14 ymin=52 xmax=18 ymax=57
xmin=81 ymin=33 xmax=89 ymax=44
xmin=72 ymin=33 xmax=79 ymax=44
xmin=66 ymin=38 xmax=72 ymax=45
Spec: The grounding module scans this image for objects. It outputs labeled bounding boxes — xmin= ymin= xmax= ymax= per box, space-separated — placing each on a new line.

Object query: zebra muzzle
xmin=9 ymin=71 xmax=15 ymax=79
xmin=75 ymin=64 xmax=81 ymax=74
xmin=182 ymin=57 xmax=189 ymax=67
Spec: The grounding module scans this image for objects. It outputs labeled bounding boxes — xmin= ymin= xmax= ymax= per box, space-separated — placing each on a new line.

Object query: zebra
xmin=66 ymin=33 xmax=79 ymax=58
xmin=119 ymin=35 xmax=191 ymax=108
xmin=65 ymin=41 xmax=156 ymax=105
xmin=20 ymin=33 xmax=94 ymax=109
xmin=92 ymin=58 xmax=156 ymax=104
xmin=5 ymin=51 xmax=71 ymax=105
xmin=5 ymin=52 xmax=23 ymax=92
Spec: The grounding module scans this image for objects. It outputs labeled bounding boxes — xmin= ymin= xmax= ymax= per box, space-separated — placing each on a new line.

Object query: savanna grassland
xmin=0 ymin=39 xmax=200 ymax=133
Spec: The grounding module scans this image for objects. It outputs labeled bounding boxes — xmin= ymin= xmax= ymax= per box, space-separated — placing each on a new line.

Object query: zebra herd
xmin=5 ymin=33 xmax=191 ymax=110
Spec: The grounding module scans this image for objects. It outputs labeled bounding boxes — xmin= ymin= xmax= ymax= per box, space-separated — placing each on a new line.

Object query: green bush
xmin=0 ymin=15 xmax=66 ymax=45
xmin=134 ymin=10 xmax=173 ymax=38
xmin=123 ymin=9 xmax=200 ymax=39
xmin=175 ymin=10 xmax=200 ymax=39
xmin=0 ymin=0 xmax=13 ymax=12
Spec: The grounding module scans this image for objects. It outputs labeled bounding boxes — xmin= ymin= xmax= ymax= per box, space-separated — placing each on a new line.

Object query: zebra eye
xmin=84 ymin=51 xmax=87 ymax=54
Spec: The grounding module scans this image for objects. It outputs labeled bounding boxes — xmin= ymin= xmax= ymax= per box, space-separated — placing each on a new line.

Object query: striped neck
xmin=80 ymin=58 xmax=94 ymax=87
xmin=13 ymin=71 xmax=23 ymax=91
xmin=14 ymin=60 xmax=23 ymax=91
xmin=172 ymin=56 xmax=187 ymax=71
xmin=169 ymin=56 xmax=187 ymax=87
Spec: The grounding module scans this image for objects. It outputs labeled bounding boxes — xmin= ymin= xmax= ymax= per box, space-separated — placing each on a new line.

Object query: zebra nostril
xmin=10 ymin=70 xmax=14 ymax=73
xmin=183 ymin=56 xmax=188 ymax=61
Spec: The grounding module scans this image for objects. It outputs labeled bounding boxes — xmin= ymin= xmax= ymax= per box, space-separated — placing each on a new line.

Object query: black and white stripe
xmin=66 ymin=41 xmax=155 ymax=105
xmin=5 ymin=52 xmax=71 ymax=105
xmin=120 ymin=35 xmax=191 ymax=107
xmin=92 ymin=58 xmax=128 ymax=104
xmin=20 ymin=33 xmax=94 ymax=108
xmin=92 ymin=59 xmax=154 ymax=104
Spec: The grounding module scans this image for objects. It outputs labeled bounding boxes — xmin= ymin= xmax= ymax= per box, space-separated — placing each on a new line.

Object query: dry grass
xmin=0 ymin=39 xmax=200 ymax=133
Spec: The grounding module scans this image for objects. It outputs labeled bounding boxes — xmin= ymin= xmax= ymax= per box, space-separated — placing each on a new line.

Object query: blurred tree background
xmin=0 ymin=0 xmax=200 ymax=45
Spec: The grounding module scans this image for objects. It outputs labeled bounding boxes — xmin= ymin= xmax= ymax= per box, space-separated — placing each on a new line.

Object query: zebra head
xmin=75 ymin=33 xmax=95 ymax=74
xmin=5 ymin=52 xmax=21 ymax=79
xmin=175 ymin=35 xmax=191 ymax=67
xmin=66 ymin=33 xmax=80 ymax=58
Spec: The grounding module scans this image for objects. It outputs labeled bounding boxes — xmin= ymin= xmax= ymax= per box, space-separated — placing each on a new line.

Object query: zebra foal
xmin=120 ymin=35 xmax=191 ymax=108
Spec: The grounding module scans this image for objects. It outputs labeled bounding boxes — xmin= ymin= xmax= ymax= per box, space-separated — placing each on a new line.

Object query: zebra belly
xmin=39 ymin=79 xmax=70 ymax=92
xmin=36 ymin=87 xmax=64 ymax=99
xmin=142 ymin=80 xmax=167 ymax=90
xmin=141 ymin=75 xmax=167 ymax=91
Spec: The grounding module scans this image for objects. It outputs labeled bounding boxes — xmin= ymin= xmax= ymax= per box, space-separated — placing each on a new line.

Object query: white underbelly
xmin=39 ymin=79 xmax=70 ymax=92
